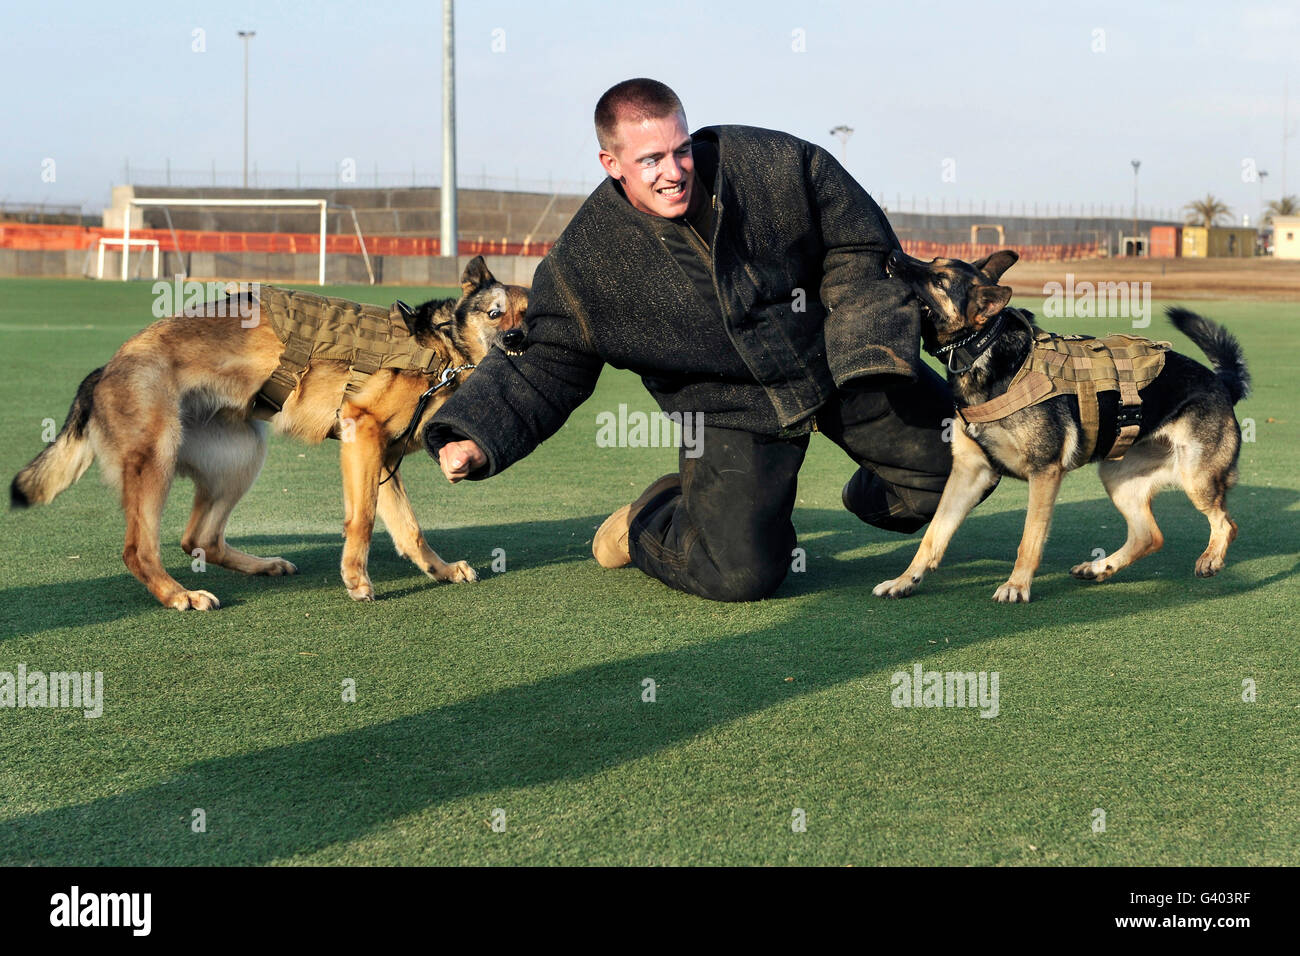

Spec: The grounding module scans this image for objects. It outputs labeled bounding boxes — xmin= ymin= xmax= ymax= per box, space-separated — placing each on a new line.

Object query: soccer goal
xmin=86 ymin=237 xmax=160 ymax=280
xmin=120 ymin=198 xmax=373 ymax=286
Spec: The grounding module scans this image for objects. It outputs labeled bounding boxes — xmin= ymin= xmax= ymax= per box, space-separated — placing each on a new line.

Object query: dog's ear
xmin=967 ymin=285 xmax=1013 ymax=327
xmin=459 ymin=255 xmax=493 ymax=297
xmin=973 ymin=249 xmax=1019 ymax=281
xmin=390 ymin=300 xmax=420 ymax=337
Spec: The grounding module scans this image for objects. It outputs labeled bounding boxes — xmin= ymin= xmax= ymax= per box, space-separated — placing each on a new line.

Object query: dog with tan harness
xmin=873 ymin=249 xmax=1249 ymax=603
xmin=11 ymin=257 xmax=527 ymax=610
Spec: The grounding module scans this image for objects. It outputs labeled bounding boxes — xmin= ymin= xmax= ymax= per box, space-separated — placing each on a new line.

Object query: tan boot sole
xmin=592 ymin=504 xmax=634 ymax=568
xmin=591 ymin=473 xmax=681 ymax=569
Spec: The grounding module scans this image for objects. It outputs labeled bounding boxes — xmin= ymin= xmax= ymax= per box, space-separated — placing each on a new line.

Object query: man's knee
xmin=705 ymin=551 xmax=791 ymax=602
xmin=842 ymin=467 xmax=946 ymax=534
xmin=843 ymin=466 xmax=999 ymax=533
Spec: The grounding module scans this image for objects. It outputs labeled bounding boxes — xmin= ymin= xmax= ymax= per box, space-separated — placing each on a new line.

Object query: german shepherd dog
xmin=874 ymin=249 xmax=1249 ymax=603
xmin=11 ymin=257 xmax=527 ymax=610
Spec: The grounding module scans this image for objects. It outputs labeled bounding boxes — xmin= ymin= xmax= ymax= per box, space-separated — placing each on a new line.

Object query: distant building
xmin=1272 ymin=216 xmax=1300 ymax=259
xmin=1181 ymin=226 xmax=1256 ymax=258
xmin=1149 ymin=225 xmax=1182 ymax=257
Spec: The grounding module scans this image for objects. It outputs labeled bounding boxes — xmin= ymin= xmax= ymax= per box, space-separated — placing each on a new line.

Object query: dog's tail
xmin=1166 ymin=307 xmax=1251 ymax=405
xmin=10 ymin=367 xmax=103 ymax=509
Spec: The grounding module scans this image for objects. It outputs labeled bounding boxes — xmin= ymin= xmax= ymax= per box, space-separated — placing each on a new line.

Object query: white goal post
xmin=91 ymin=238 xmax=160 ymax=280
xmin=122 ymin=198 xmax=372 ymax=286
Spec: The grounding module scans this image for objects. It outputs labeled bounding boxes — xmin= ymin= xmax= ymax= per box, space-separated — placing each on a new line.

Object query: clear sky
xmin=2 ymin=0 xmax=1296 ymax=222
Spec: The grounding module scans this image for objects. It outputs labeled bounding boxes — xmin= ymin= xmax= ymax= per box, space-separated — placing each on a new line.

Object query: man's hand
xmin=438 ymin=439 xmax=487 ymax=483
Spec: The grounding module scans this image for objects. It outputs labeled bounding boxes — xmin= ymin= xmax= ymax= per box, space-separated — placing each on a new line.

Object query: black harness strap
xmin=378 ymin=362 xmax=477 ymax=487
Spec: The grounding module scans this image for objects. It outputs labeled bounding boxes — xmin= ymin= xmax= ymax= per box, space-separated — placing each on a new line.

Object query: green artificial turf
xmin=0 ymin=277 xmax=1295 ymax=865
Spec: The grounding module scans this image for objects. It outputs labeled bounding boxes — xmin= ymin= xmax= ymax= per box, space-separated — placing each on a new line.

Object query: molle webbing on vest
xmin=253 ymin=286 xmax=448 ymax=410
xmin=959 ymin=331 xmax=1170 ymax=462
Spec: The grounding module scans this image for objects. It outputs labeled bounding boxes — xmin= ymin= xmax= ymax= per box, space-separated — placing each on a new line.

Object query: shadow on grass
xmin=1 ymin=484 xmax=1296 ymax=635
xmin=0 ymin=487 xmax=1296 ymax=864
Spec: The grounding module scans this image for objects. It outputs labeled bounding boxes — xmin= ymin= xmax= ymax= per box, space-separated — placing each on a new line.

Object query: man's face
xmin=598 ymin=111 xmax=694 ymax=218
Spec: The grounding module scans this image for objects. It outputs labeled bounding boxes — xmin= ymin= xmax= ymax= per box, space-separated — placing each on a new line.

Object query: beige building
xmin=1272 ymin=216 xmax=1300 ymax=259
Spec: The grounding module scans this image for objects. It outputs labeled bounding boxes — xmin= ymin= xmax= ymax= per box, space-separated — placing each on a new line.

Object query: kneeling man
xmin=426 ymin=78 xmax=958 ymax=602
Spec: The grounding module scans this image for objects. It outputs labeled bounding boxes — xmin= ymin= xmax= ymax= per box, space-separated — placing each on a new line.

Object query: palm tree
xmin=1263 ymin=195 xmax=1299 ymax=225
xmin=1183 ymin=194 xmax=1233 ymax=227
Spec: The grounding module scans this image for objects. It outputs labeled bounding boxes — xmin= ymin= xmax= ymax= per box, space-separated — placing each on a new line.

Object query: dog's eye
xmin=489 ymin=309 xmax=503 ymax=320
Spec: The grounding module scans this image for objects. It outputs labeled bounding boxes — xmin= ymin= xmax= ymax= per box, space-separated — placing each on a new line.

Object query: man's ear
xmin=459 ymin=255 xmax=493 ymax=297
xmin=972 ymin=249 xmax=1019 ymax=281
xmin=967 ymin=285 xmax=1013 ymax=327
xmin=598 ymin=149 xmax=621 ymax=181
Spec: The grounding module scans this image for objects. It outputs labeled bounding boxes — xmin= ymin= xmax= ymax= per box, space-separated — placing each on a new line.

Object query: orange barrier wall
xmin=0 ymin=224 xmax=552 ymax=258
xmin=1 ymin=223 xmax=1100 ymax=263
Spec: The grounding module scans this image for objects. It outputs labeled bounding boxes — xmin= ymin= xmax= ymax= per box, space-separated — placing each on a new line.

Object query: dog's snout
xmin=496 ymin=327 xmax=527 ymax=355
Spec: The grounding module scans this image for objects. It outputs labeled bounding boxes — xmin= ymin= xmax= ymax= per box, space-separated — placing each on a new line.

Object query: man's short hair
xmin=594 ymin=78 xmax=686 ymax=152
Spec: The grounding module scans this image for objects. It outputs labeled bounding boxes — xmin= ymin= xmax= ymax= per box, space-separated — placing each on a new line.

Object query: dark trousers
xmin=627 ymin=363 xmax=958 ymax=602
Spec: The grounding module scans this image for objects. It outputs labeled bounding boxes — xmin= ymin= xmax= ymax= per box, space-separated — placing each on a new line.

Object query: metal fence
xmin=123 ymin=164 xmax=603 ymax=196
xmin=0 ymin=200 xmax=94 ymax=225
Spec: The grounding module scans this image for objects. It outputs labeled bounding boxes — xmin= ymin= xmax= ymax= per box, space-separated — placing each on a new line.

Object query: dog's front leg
xmin=874 ymin=426 xmax=999 ymax=598
xmin=993 ymin=465 xmax=1064 ymax=603
xmin=339 ymin=407 xmax=384 ymax=601
xmin=375 ymin=465 xmax=477 ymax=583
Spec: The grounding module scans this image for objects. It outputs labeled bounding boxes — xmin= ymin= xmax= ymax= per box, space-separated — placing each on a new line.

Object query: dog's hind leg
xmin=1072 ymin=441 xmax=1175 ymax=582
xmin=120 ymin=445 xmax=220 ymax=611
xmin=178 ymin=415 xmax=297 ymax=577
xmin=375 ymin=467 xmax=477 ymax=583
xmin=1178 ymin=438 xmax=1239 ymax=578
xmin=992 ymin=464 xmax=1064 ymax=603
xmin=874 ymin=426 xmax=1000 ymax=598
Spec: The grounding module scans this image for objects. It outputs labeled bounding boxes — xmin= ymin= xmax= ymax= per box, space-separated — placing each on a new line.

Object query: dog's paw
xmin=873 ymin=575 xmax=918 ymax=598
xmin=1070 ymin=560 xmax=1113 ymax=581
xmin=444 ymin=560 xmax=478 ymax=583
xmin=992 ymin=581 xmax=1032 ymax=603
xmin=264 ymin=558 xmax=297 ymax=576
xmin=346 ymin=582 xmax=375 ymax=601
xmin=1194 ymin=552 xmax=1226 ymax=577
xmin=170 ymin=589 xmax=221 ymax=611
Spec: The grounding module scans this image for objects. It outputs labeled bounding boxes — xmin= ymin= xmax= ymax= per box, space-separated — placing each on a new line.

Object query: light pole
xmin=1258 ymin=169 xmax=1269 ymax=224
xmin=1130 ymin=159 xmax=1141 ymax=256
xmin=1285 ymin=77 xmax=1297 ymax=198
xmin=440 ymin=0 xmax=458 ymax=258
xmin=829 ymin=125 xmax=854 ymax=166
xmin=238 ymin=31 xmax=255 ymax=189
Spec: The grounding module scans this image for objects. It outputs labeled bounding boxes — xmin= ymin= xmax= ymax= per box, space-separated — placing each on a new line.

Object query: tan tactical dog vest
xmin=958 ymin=332 xmax=1170 ymax=461
xmin=251 ymin=286 xmax=451 ymax=411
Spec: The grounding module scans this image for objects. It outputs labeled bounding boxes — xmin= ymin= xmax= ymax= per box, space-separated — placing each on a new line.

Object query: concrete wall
xmin=108 ymin=185 xmax=1172 ymax=252
xmin=106 ymin=185 xmax=587 ymax=243
xmin=889 ymin=212 xmax=1176 ymax=249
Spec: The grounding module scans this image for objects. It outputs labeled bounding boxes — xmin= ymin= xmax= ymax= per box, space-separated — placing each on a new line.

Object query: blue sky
xmin=2 ymin=0 xmax=1296 ymax=221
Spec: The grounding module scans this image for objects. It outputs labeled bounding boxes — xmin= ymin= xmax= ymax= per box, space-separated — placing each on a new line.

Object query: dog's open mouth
xmin=493 ymin=332 xmax=527 ymax=357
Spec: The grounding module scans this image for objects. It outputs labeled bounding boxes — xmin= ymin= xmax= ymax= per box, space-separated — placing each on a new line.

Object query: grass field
xmin=0 ymin=277 xmax=1296 ymax=865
